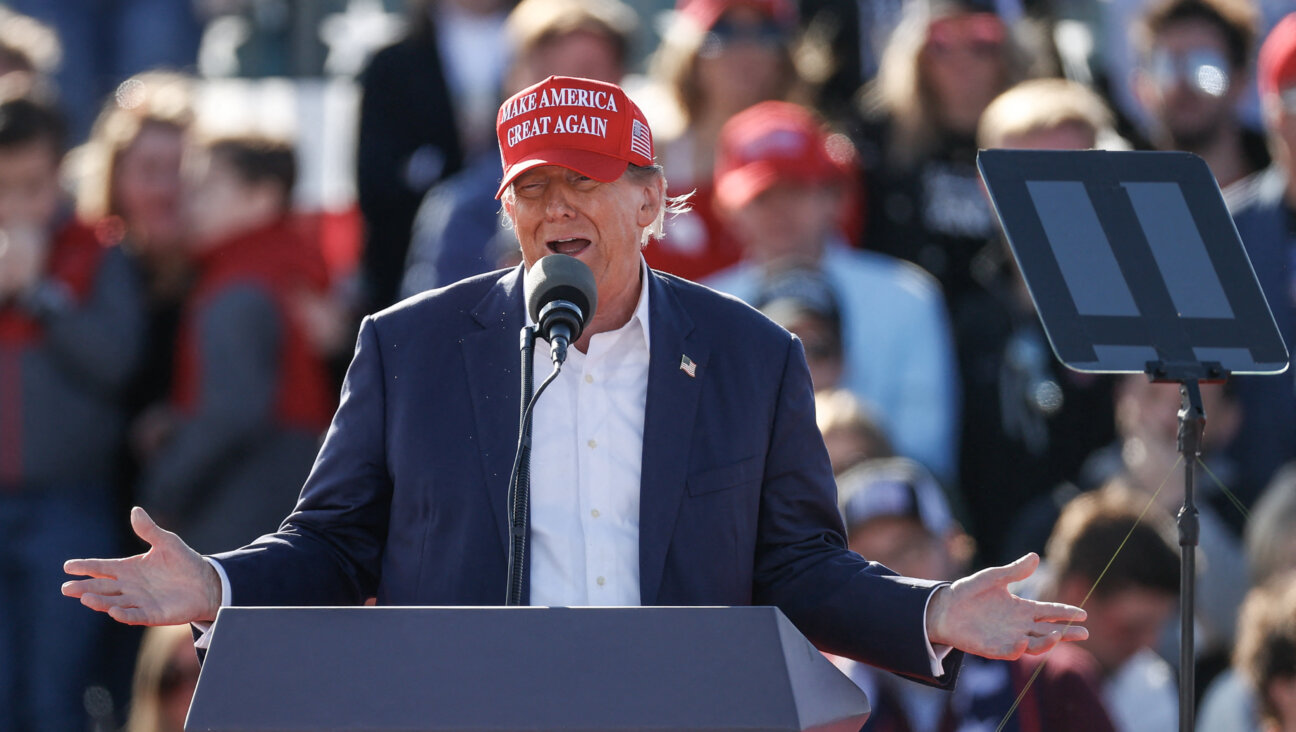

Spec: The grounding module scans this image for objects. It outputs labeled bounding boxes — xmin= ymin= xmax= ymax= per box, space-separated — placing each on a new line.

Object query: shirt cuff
xmin=922 ymin=586 xmax=954 ymax=678
xmin=192 ymin=557 xmax=233 ymax=650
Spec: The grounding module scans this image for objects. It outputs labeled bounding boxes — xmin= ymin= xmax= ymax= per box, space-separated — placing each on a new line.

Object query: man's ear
xmin=636 ymin=178 xmax=663 ymax=228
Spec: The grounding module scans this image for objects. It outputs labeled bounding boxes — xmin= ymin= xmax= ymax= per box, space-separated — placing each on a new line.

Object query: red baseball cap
xmin=1260 ymin=13 xmax=1296 ymax=96
xmin=713 ymin=101 xmax=854 ymax=211
xmin=677 ymin=0 xmax=795 ymax=32
xmin=495 ymin=75 xmax=654 ymax=199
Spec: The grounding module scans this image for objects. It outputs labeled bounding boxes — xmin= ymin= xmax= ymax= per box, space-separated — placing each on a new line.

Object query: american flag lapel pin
xmin=679 ymin=354 xmax=697 ymax=378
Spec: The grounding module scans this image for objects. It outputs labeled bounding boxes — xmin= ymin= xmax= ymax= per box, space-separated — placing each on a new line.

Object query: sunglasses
xmin=1145 ymin=47 xmax=1231 ymax=98
xmin=700 ymin=17 xmax=788 ymax=57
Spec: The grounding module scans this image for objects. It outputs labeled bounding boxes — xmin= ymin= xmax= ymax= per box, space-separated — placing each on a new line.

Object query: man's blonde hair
xmin=977 ymin=77 xmax=1115 ymax=150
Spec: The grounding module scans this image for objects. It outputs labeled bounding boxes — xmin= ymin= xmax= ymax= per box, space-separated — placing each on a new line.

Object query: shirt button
xmin=590 ymin=509 xmax=600 ymax=518
xmin=587 ymin=439 xmax=597 ymax=448
xmin=596 ymin=576 xmax=606 ymax=586
xmin=584 ymin=374 xmax=594 ymax=384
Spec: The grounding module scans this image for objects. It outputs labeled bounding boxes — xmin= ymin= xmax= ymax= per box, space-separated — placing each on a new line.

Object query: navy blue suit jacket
xmin=214 ymin=266 xmax=961 ymax=685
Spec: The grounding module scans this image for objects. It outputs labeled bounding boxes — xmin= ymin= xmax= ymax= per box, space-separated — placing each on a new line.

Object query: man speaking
xmin=63 ymin=76 xmax=1086 ymax=687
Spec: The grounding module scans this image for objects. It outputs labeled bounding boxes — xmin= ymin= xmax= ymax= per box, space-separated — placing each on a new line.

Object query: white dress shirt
xmin=526 ymin=259 xmax=651 ymax=607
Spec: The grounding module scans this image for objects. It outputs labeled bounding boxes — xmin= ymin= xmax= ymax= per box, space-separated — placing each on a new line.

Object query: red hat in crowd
xmin=495 ymin=75 xmax=653 ymax=199
xmin=1259 ymin=12 xmax=1296 ymax=96
xmin=676 ymin=0 xmax=795 ymax=32
xmin=713 ymin=101 xmax=854 ymax=211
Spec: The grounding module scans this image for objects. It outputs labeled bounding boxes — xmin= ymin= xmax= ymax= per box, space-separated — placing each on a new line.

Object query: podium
xmin=185 ymin=606 xmax=871 ymax=732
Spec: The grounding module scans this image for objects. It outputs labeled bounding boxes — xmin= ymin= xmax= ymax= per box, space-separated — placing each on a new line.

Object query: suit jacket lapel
xmin=639 ymin=272 xmax=708 ymax=604
xmin=461 ymin=268 xmax=526 ymax=566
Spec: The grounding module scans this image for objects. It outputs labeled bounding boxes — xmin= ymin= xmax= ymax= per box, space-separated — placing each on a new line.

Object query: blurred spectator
xmin=814 ymin=387 xmax=893 ymax=476
xmin=400 ymin=0 xmax=637 ymax=296
xmin=1234 ymin=574 xmax=1296 ymax=732
xmin=0 ymin=95 xmax=144 ymax=732
xmin=1221 ymin=12 xmax=1296 ymax=509
xmin=964 ymin=77 xmax=1119 ymax=566
xmin=1009 ymin=374 xmax=1247 ymax=676
xmin=6 ymin=0 xmax=202 ymax=143
xmin=830 ymin=457 xmax=1116 ymax=732
xmin=754 ymin=267 xmax=845 ymax=390
xmin=356 ymin=0 xmax=470 ymax=309
xmin=72 ymin=71 xmax=197 ymax=426
xmin=1068 ymin=377 xmax=1248 ymax=665
xmin=851 ymin=0 xmax=1041 ymax=308
xmin=1247 ymin=464 xmax=1296 ymax=587
xmin=705 ymin=100 xmax=959 ymax=485
xmin=1198 ymin=464 xmax=1296 ymax=732
xmin=640 ymin=0 xmax=803 ymax=282
xmin=135 ymin=136 xmax=334 ymax=554
xmin=0 ymin=6 xmax=60 ymax=101
xmin=794 ymin=0 xmax=906 ymax=121
xmin=124 ymin=624 xmax=200 ymax=732
xmin=1132 ymin=0 xmax=1268 ymax=187
xmin=1038 ymin=485 xmax=1181 ymax=732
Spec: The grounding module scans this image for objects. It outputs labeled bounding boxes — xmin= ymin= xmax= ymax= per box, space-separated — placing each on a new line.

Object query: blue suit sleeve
xmin=753 ymin=334 xmax=963 ymax=687
xmin=212 ymin=316 xmax=393 ymax=606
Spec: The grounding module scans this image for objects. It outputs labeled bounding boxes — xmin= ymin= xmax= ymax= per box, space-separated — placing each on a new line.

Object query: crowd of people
xmin=2 ymin=0 xmax=1296 ymax=730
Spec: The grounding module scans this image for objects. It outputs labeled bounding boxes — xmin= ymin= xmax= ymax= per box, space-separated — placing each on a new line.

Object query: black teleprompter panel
xmin=978 ymin=149 xmax=1287 ymax=376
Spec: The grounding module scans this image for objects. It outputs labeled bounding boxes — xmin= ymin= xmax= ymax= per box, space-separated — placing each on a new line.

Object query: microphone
xmin=524 ymin=254 xmax=598 ymax=366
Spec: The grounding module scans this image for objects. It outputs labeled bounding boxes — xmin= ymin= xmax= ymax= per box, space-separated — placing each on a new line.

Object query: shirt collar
xmin=627 ymin=257 xmax=652 ymax=353
xmin=522 ymin=257 xmax=652 ymax=353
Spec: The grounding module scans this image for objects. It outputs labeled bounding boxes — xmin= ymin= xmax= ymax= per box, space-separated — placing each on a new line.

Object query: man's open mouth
xmin=547 ymin=238 xmax=591 ymax=255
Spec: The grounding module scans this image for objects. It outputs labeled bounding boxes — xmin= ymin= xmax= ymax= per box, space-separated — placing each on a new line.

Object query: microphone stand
xmin=505 ymin=326 xmax=537 ymax=606
xmin=505 ymin=325 xmax=565 ymax=605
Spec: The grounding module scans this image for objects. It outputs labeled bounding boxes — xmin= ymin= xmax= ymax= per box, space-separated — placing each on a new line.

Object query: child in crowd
xmin=0 ymin=94 xmax=144 ymax=731
xmin=135 ymin=136 xmax=335 ymax=555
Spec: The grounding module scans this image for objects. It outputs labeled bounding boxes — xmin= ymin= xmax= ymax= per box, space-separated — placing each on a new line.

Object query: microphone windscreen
xmin=525 ymin=254 xmax=598 ymax=325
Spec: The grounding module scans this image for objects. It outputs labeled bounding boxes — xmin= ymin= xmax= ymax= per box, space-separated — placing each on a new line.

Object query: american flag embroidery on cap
xmin=680 ymin=354 xmax=697 ymax=378
xmin=630 ymin=119 xmax=652 ymax=160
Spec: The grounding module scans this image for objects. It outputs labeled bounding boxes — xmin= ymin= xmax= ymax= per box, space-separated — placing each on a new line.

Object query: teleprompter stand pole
xmin=1146 ymin=361 xmax=1225 ymax=732
xmin=1175 ymin=380 xmax=1204 ymax=732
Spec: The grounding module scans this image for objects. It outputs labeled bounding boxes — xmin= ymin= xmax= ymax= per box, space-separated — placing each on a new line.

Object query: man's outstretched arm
xmin=62 ymin=507 xmax=221 ymax=626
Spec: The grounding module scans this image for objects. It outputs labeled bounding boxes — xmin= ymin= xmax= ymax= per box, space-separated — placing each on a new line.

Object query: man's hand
xmin=926 ymin=553 xmax=1088 ymax=659
xmin=62 ymin=507 xmax=222 ymax=626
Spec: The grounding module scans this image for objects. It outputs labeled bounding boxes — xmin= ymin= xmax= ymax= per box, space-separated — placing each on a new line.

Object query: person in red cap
xmin=65 ymin=76 xmax=1090 ymax=696
xmin=705 ymin=100 xmax=959 ymax=488
xmin=1218 ymin=12 xmax=1296 ymax=522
